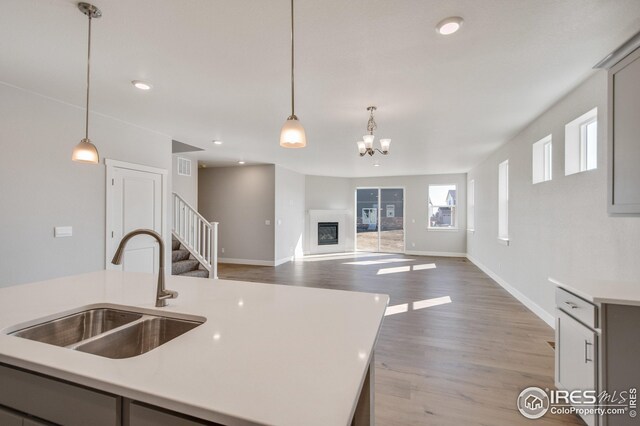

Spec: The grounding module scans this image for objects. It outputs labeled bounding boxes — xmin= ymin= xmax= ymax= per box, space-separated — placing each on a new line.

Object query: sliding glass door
xmin=356 ymin=187 xmax=404 ymax=253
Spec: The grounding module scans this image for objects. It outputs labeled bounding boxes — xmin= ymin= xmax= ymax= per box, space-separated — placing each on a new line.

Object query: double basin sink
xmin=8 ymin=306 xmax=205 ymax=359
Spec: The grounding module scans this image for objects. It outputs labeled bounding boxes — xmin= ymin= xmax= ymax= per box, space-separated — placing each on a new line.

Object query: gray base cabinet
xmin=0 ymin=363 xmax=221 ymax=426
xmin=127 ymin=402 xmax=213 ymax=426
xmin=555 ymin=287 xmax=640 ymax=426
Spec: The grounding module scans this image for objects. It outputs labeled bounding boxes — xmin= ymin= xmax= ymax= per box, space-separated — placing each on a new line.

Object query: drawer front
xmin=0 ymin=365 xmax=118 ymax=426
xmin=556 ymin=287 xmax=597 ymax=328
xmin=129 ymin=402 xmax=213 ymax=426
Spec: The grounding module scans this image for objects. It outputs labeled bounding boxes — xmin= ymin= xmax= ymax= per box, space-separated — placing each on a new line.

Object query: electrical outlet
xmin=221 ymin=247 xmax=225 ymax=254
xmin=265 ymin=219 xmax=271 ymax=225
xmin=412 ymin=242 xmax=416 ymax=247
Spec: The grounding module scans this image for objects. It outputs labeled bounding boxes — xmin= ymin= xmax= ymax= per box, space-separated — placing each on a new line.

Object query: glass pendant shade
xmin=363 ymin=134 xmax=374 ymax=149
xmin=279 ymin=116 xmax=307 ymax=148
xmin=379 ymin=138 xmax=391 ymax=153
xmin=356 ymin=141 xmax=366 ymax=154
xmin=72 ymin=138 xmax=99 ymax=163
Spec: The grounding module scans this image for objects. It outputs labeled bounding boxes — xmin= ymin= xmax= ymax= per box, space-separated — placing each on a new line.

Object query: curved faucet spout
xmin=111 ymin=229 xmax=178 ymax=307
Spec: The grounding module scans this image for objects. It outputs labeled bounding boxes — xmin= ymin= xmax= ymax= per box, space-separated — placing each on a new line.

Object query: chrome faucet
xmin=111 ymin=229 xmax=178 ymax=307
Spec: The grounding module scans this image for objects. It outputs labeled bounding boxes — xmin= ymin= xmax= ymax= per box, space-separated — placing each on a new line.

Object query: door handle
xmin=585 ymin=340 xmax=593 ymax=363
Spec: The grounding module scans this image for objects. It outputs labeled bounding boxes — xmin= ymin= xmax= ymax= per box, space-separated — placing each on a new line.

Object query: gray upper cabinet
xmin=608 ymin=46 xmax=640 ymax=214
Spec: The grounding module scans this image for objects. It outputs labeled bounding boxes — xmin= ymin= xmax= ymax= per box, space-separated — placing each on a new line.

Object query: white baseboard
xmin=274 ymin=256 xmax=294 ymax=267
xmin=466 ymin=254 xmax=555 ymax=329
xmin=218 ymin=258 xmax=275 ymax=267
xmin=405 ymin=250 xmax=467 ymax=258
xmin=218 ymin=256 xmax=294 ymax=267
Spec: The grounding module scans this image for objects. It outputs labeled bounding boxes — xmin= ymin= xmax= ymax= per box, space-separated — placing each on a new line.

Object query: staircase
xmin=172 ymin=193 xmax=218 ymax=279
xmin=171 ymin=238 xmax=210 ymax=278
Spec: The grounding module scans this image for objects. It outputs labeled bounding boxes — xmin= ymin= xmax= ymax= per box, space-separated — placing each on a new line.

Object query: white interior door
xmin=106 ymin=160 xmax=166 ymax=273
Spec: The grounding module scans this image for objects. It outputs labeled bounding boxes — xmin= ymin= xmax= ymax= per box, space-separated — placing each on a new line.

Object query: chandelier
xmin=356 ymin=106 xmax=391 ymax=156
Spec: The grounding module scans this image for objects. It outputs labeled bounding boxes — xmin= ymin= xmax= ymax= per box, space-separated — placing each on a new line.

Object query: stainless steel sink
xmin=11 ymin=309 xmax=142 ymax=347
xmin=76 ymin=317 xmax=202 ymax=359
xmin=8 ymin=305 xmax=205 ymax=359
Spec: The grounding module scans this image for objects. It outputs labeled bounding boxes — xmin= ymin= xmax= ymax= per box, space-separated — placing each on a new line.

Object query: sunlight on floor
xmin=376 ymin=263 xmax=437 ymax=275
xmin=385 ymin=296 xmax=452 ymax=316
xmin=343 ymin=258 xmax=413 ymax=266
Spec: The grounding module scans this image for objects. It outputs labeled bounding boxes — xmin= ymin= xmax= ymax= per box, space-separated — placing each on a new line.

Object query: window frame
xmin=565 ymin=107 xmax=598 ymax=176
xmin=532 ymin=135 xmax=553 ymax=184
xmin=467 ymin=179 xmax=475 ymax=232
xmin=579 ymin=117 xmax=597 ymax=172
xmin=428 ymin=184 xmax=458 ymax=230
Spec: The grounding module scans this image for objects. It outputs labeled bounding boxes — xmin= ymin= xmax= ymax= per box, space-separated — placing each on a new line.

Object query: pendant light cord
xmin=85 ymin=13 xmax=92 ymax=140
xmin=290 ymin=0 xmax=295 ymax=117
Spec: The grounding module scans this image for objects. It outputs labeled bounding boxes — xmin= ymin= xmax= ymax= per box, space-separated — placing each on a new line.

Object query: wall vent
xmin=177 ymin=157 xmax=192 ymax=176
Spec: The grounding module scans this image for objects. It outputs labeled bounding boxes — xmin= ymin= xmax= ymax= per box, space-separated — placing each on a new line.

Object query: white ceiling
xmin=2 ymin=0 xmax=639 ymax=177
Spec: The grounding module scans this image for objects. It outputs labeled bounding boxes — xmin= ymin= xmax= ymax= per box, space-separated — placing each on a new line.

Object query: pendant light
xmin=72 ymin=2 xmax=102 ymax=164
xmin=279 ymin=0 xmax=306 ymax=148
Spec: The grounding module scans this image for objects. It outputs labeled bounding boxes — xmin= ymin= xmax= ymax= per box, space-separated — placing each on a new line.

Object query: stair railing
xmin=172 ymin=193 xmax=218 ymax=279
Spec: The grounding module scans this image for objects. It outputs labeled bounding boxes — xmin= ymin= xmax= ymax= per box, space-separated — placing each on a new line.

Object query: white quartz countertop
xmin=0 ymin=271 xmax=389 ymax=426
xmin=549 ymin=275 xmax=640 ymax=307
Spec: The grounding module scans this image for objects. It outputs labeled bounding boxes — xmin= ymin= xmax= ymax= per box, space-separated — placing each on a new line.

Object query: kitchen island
xmin=0 ymin=270 xmax=389 ymax=426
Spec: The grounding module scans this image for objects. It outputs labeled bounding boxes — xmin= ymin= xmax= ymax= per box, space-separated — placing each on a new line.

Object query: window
xmin=428 ymin=184 xmax=457 ymax=229
xmin=467 ymin=180 xmax=475 ymax=231
xmin=581 ymin=118 xmax=597 ymax=171
xmin=498 ymin=160 xmax=509 ymax=242
xmin=532 ymin=135 xmax=552 ymax=184
xmin=565 ymin=107 xmax=597 ymax=175
xmin=177 ymin=157 xmax=192 ymax=176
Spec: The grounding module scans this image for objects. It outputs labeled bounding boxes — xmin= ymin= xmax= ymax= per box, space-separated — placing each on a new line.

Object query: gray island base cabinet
xmin=553 ymin=282 xmax=640 ymax=426
xmin=0 ymin=361 xmax=375 ymax=425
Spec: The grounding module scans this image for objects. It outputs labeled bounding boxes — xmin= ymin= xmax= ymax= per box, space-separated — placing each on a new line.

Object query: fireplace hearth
xmin=318 ymin=222 xmax=339 ymax=245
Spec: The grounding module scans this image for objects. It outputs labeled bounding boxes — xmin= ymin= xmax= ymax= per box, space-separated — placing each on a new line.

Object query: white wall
xmin=0 ymin=83 xmax=172 ymax=288
xmin=303 ymin=173 xmax=467 ymax=255
xmin=172 ymin=153 xmax=198 ymax=209
xmin=198 ymin=165 xmax=275 ymax=263
xmin=274 ymin=166 xmax=305 ymax=264
xmin=467 ymin=71 xmax=640 ymax=326
xmin=304 ymin=175 xmax=355 ymax=253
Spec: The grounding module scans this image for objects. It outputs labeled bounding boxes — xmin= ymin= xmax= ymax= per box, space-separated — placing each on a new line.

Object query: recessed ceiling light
xmin=238 ymin=161 xmax=246 ymax=165
xmin=131 ymin=80 xmax=152 ymax=90
xmin=213 ymin=140 xmax=223 ymax=145
xmin=373 ymin=163 xmax=380 ymax=167
xmin=436 ymin=17 xmax=463 ymax=35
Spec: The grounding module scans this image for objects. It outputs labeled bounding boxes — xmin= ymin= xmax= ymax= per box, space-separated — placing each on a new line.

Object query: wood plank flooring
xmin=218 ymin=253 xmax=583 ymax=426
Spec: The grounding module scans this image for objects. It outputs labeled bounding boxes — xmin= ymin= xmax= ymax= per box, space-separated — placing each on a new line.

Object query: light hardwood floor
xmin=218 ymin=253 xmax=583 ymax=426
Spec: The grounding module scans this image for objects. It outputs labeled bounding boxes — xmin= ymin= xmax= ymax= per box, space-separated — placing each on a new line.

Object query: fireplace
xmin=318 ymin=222 xmax=339 ymax=245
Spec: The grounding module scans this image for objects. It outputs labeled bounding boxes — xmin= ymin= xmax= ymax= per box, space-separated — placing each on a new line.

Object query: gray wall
xmin=467 ymin=71 xmax=640 ymax=323
xmin=354 ymin=174 xmax=467 ymax=255
xmin=198 ymin=165 xmax=275 ymax=263
xmin=172 ymin=153 xmax=198 ymax=209
xmin=0 ymin=83 xmax=172 ymax=288
xmin=274 ymin=166 xmax=305 ymax=262
xmin=304 ymin=173 xmax=467 ymax=255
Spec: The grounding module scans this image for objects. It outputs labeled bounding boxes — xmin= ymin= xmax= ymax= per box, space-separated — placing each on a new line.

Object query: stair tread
xmin=179 ymin=269 xmax=209 ymax=278
xmin=172 ymin=259 xmax=200 ymax=275
xmin=171 ymin=249 xmax=190 ymax=262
